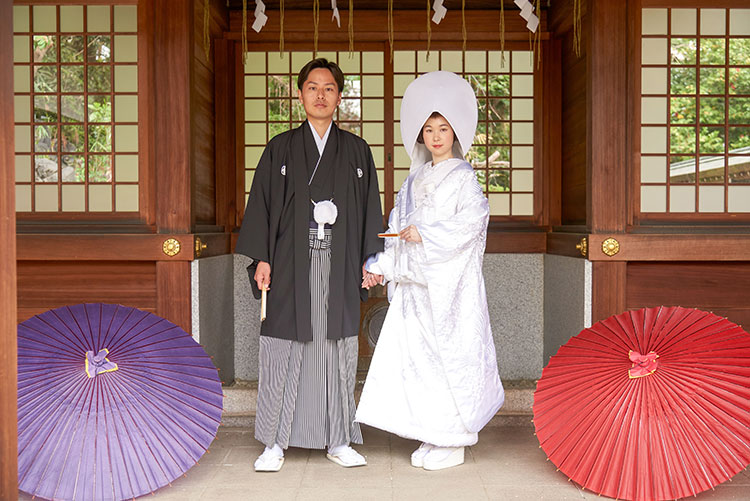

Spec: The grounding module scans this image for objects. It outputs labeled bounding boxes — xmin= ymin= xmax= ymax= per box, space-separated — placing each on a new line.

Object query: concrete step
xmin=221 ymin=379 xmax=537 ymax=428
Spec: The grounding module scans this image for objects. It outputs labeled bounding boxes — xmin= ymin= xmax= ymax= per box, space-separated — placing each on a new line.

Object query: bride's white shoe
xmin=410 ymin=443 xmax=434 ymax=468
xmin=422 ymin=446 xmax=465 ymax=471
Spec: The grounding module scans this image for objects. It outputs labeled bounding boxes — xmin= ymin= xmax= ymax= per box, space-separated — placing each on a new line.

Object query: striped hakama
xmin=255 ymin=228 xmax=362 ymax=450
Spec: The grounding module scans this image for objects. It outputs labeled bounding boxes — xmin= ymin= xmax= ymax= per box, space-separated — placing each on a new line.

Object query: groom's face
xmin=298 ymin=68 xmax=342 ymax=122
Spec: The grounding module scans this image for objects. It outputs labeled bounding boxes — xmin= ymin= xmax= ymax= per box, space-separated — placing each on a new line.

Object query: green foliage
xmin=30 ymin=34 xmax=114 ymax=183
xmin=668 ymin=35 xmax=750 ymax=163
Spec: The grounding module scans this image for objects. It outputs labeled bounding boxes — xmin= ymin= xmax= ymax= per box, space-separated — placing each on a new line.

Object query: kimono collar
xmin=307 ymin=120 xmax=333 ymax=156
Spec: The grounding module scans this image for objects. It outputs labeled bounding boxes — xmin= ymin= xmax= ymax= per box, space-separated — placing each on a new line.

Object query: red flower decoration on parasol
xmin=533 ymin=306 xmax=750 ymax=501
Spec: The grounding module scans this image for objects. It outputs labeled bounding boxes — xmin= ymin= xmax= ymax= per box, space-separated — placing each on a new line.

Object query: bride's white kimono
xmin=356 ymin=157 xmax=504 ymax=447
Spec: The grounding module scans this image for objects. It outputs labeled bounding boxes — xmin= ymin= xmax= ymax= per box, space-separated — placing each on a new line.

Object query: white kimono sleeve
xmin=416 ymin=170 xmax=489 ymax=267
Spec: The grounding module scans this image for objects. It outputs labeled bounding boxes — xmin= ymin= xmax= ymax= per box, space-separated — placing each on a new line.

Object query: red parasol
xmin=533 ymin=306 xmax=750 ymax=501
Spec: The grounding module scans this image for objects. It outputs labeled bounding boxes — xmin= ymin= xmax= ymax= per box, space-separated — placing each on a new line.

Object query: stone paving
xmin=20 ymin=421 xmax=750 ymax=501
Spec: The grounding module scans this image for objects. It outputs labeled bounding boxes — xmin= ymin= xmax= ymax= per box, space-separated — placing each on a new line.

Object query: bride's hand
xmin=399 ymin=225 xmax=422 ymax=243
xmin=361 ymin=271 xmax=383 ymax=289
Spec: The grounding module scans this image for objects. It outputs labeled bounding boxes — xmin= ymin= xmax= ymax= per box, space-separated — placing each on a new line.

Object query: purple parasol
xmin=17 ymin=303 xmax=223 ymax=501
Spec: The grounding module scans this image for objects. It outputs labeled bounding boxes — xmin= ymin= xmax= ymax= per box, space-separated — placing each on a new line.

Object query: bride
xmin=357 ymin=71 xmax=504 ymax=470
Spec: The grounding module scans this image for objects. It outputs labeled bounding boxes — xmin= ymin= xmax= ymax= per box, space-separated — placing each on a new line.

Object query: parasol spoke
xmin=115 ymin=369 xmax=223 ymax=435
xmin=18 ymin=326 xmax=86 ymax=359
xmin=107 ymin=372 xmax=209 ymax=468
xmin=102 ymin=376 xmax=178 ymax=491
xmin=20 ymin=316 xmax=89 ymax=356
xmin=100 ymin=376 xmax=154 ymax=499
xmin=60 ymin=305 xmax=99 ymax=352
xmin=106 ymin=315 xmax=171 ymax=354
xmin=18 ymin=371 xmax=90 ymax=440
xmin=99 ymin=303 xmax=141 ymax=353
xmin=20 ymin=373 xmax=96 ymax=499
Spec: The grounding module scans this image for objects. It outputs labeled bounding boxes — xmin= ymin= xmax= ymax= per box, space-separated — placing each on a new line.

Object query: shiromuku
xmin=357 ymin=71 xmax=505 ymax=471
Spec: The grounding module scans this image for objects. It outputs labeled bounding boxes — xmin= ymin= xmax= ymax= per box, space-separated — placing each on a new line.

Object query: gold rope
xmin=462 ymin=0 xmax=466 ymax=58
xmin=426 ymin=0 xmax=432 ymax=62
xmin=203 ymin=0 xmax=210 ymax=62
xmin=241 ymin=0 xmax=247 ymax=65
xmin=573 ymin=0 xmax=582 ymax=57
xmin=388 ymin=0 xmax=394 ymax=63
xmin=280 ymin=0 xmax=285 ymax=55
xmin=528 ymin=27 xmax=533 ymax=67
xmin=348 ymin=0 xmax=354 ymax=55
xmin=313 ymin=0 xmax=320 ymax=57
xmin=499 ymin=0 xmax=506 ymax=68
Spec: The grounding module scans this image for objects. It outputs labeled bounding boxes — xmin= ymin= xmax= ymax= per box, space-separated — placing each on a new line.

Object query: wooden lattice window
xmin=13 ymin=4 xmax=140 ymax=214
xmin=639 ymin=7 xmax=750 ymax=217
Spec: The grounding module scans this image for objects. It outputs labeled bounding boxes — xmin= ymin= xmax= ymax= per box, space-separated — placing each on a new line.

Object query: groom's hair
xmin=297 ymin=58 xmax=345 ymax=94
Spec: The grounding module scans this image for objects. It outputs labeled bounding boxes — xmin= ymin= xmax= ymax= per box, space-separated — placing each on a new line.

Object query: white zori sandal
xmin=326 ymin=445 xmax=367 ymax=467
xmin=422 ymin=446 xmax=465 ymax=471
xmin=254 ymin=445 xmax=285 ymax=472
xmin=411 ymin=443 xmax=434 ymax=468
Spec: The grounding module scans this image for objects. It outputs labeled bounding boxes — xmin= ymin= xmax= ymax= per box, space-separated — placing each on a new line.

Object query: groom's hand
xmin=255 ymin=261 xmax=271 ymax=291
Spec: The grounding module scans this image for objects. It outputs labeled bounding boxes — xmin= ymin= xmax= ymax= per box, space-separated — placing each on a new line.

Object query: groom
xmin=236 ymin=58 xmax=383 ymax=471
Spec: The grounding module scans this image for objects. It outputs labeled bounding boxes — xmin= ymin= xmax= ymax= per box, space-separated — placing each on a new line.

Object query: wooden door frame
xmin=1 ymin=0 xmax=18 ymax=496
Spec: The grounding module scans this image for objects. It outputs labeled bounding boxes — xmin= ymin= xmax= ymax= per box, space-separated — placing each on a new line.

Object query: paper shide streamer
xmin=514 ymin=0 xmax=539 ymax=33
xmin=241 ymin=0 xmax=267 ymax=65
xmin=252 ymin=0 xmax=268 ymax=32
xmin=331 ymin=0 xmax=341 ymax=28
xmin=432 ymin=0 xmax=447 ymax=24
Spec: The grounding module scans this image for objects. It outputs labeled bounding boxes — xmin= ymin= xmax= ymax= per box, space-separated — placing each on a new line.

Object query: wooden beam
xmin=485 ymin=231 xmax=547 ymax=253
xmin=17 ymin=234 xmax=197 ymax=261
xmin=0 ymin=0 xmax=18 ymax=495
xmin=587 ymin=233 xmax=750 ymax=261
xmin=546 ymin=232 xmax=588 ymax=258
xmin=227 ymin=9 xmax=548 ymax=42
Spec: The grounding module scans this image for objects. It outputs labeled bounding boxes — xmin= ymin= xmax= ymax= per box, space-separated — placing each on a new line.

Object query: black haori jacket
xmin=236 ymin=121 xmax=384 ymax=342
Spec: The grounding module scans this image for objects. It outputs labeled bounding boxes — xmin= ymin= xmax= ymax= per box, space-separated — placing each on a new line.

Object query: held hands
xmin=399 ymin=225 xmax=422 ymax=243
xmin=361 ymin=263 xmax=383 ymax=290
xmin=255 ymin=261 xmax=271 ymax=291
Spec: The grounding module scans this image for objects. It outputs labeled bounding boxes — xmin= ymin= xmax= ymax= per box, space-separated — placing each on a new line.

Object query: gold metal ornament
xmin=163 ymin=238 xmax=181 ymax=257
xmin=575 ymin=237 xmax=588 ymax=257
xmin=194 ymin=236 xmax=207 ymax=258
xmin=601 ymin=238 xmax=620 ymax=257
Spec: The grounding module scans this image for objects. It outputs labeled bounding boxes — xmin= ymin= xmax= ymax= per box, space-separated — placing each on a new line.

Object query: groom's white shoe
xmin=326 ymin=445 xmax=367 ymax=467
xmin=254 ymin=445 xmax=284 ymax=472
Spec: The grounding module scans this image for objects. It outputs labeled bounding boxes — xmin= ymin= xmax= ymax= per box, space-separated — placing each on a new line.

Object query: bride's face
xmin=421 ymin=115 xmax=455 ymax=163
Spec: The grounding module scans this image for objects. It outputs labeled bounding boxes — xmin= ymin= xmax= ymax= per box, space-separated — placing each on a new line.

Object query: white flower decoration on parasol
xmin=313 ymin=199 xmax=338 ymax=239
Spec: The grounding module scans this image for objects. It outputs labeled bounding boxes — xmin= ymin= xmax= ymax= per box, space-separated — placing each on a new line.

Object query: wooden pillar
xmin=0 ymin=0 xmax=18 ymax=496
xmin=214 ymin=38 xmax=236 ymax=231
xmin=587 ymin=0 xmax=628 ymax=322
xmin=154 ymin=0 xmax=193 ymax=330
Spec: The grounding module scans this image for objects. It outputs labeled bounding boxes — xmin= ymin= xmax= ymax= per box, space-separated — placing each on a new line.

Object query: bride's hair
xmin=416 ymin=112 xmax=457 ymax=144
